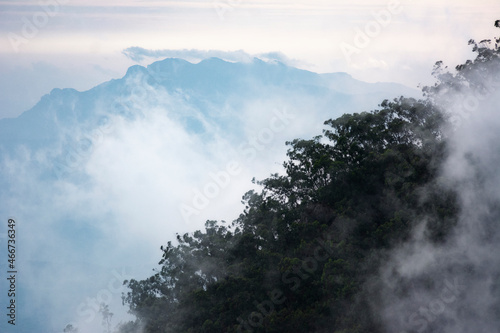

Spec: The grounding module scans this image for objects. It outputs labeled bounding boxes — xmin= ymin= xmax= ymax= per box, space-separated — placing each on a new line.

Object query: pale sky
xmin=0 ymin=0 xmax=499 ymax=117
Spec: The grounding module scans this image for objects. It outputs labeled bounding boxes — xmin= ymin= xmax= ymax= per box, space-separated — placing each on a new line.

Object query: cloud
xmin=371 ymin=51 xmax=500 ymax=333
xmin=121 ymin=47 xmax=304 ymax=67
xmin=349 ymin=56 xmax=389 ymax=70
xmin=0 ymin=60 xmax=326 ymax=332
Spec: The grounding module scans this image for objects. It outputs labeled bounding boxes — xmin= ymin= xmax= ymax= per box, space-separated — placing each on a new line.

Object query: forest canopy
xmin=114 ymin=22 xmax=500 ymax=333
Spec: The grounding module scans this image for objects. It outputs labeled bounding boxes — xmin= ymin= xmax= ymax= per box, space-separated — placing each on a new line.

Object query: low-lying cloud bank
xmin=0 ymin=56 xmax=416 ymax=332
xmin=372 ymin=38 xmax=500 ymax=333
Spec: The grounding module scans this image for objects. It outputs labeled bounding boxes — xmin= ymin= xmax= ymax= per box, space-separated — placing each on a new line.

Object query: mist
xmin=0 ymin=56 xmax=409 ymax=332
xmin=373 ymin=42 xmax=500 ymax=333
xmin=3 ymin=30 xmax=498 ymax=333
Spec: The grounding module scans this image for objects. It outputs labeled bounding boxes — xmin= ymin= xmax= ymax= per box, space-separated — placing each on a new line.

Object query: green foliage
xmin=121 ymin=95 xmax=453 ymax=333
xmin=120 ymin=23 xmax=500 ymax=333
xmin=423 ymin=21 xmax=500 ymax=113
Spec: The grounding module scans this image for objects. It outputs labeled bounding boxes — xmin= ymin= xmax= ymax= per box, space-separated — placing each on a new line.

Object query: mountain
xmin=0 ymin=57 xmax=421 ymax=333
xmin=0 ymin=57 xmax=418 ymax=158
xmin=116 ymin=34 xmax=500 ymax=333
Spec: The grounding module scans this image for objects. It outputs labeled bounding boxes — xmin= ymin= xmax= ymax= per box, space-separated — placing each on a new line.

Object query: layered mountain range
xmin=0 ymin=57 xmax=420 ymax=333
xmin=0 ymin=57 xmax=418 ymax=155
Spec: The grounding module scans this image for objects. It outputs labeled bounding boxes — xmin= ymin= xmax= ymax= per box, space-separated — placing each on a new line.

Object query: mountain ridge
xmin=0 ymin=57 xmax=420 ymax=157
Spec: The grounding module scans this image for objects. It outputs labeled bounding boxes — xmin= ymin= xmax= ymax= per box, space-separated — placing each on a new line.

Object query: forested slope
xmin=118 ymin=23 xmax=500 ymax=333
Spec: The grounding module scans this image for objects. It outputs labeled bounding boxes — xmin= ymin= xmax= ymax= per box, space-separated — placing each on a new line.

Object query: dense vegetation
xmin=117 ymin=23 xmax=500 ymax=333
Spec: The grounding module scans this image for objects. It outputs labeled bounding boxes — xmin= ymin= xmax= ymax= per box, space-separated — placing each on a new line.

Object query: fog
xmin=0 ymin=57 xmax=381 ymax=332
xmin=373 ymin=48 xmax=500 ymax=333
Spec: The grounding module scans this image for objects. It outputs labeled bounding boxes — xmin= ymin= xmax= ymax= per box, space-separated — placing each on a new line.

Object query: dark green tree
xmin=119 ymin=21 xmax=499 ymax=333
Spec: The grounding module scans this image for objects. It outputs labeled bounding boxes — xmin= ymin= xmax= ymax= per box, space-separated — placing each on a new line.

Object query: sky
xmin=0 ymin=0 xmax=499 ymax=118
xmin=0 ymin=1 xmax=500 ymax=332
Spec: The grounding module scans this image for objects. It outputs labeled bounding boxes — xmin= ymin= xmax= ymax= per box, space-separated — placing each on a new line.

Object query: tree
xmin=99 ymin=303 xmax=114 ymax=333
xmin=121 ymin=94 xmax=453 ymax=333
xmin=63 ymin=324 xmax=78 ymax=333
xmin=119 ymin=20 xmax=499 ymax=333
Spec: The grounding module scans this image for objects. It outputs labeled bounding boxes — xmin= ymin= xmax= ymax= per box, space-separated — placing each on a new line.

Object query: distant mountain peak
xmin=125 ymin=64 xmax=148 ymax=77
xmin=147 ymin=57 xmax=192 ymax=69
xmin=0 ymin=57 xmax=420 ymax=155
